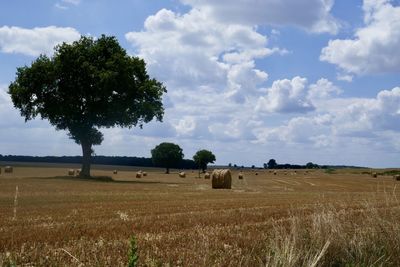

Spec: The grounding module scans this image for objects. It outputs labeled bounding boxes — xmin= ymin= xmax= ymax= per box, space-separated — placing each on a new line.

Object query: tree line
xmin=0 ymin=154 xmax=198 ymax=169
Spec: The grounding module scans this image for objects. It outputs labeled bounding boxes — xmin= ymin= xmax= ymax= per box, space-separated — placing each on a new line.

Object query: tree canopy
xmin=151 ymin=142 xmax=184 ymax=174
xmin=193 ymin=149 xmax=216 ymax=172
xmin=8 ymin=35 xmax=166 ymax=177
xmin=267 ymin=159 xmax=278 ymax=169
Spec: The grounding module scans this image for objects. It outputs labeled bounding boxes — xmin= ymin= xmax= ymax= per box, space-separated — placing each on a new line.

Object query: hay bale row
xmin=212 ymin=169 xmax=231 ymax=189
xmin=5 ymin=166 xmax=13 ymax=173
xmin=179 ymin=172 xmax=186 ymax=178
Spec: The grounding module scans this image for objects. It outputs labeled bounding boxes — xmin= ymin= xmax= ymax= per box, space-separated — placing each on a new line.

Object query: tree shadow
xmin=34 ymin=176 xmax=182 ymax=185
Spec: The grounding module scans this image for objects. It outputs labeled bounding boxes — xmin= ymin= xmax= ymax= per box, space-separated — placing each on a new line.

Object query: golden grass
xmin=0 ymin=166 xmax=400 ymax=266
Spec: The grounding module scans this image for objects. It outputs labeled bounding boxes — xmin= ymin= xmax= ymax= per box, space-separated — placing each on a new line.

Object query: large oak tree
xmin=9 ymin=35 xmax=166 ymax=177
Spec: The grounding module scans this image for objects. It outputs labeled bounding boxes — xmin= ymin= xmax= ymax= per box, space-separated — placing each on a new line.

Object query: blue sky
xmin=1 ymin=0 xmax=400 ymax=167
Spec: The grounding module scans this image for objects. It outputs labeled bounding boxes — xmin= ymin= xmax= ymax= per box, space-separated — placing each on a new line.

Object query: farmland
xmin=1 ymin=164 xmax=400 ymax=266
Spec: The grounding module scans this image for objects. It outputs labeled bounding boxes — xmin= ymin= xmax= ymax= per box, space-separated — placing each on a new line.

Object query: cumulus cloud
xmin=0 ymin=26 xmax=80 ymax=56
xmin=125 ymin=8 xmax=278 ymax=97
xmin=180 ymin=0 xmax=340 ymax=34
xmin=254 ymin=114 xmax=333 ymax=146
xmin=254 ymin=86 xmax=400 ymax=155
xmin=125 ymin=7 xmax=287 ymax=143
xmin=334 ymin=87 xmax=400 ymax=135
xmin=320 ymin=0 xmax=400 ymax=74
xmin=308 ymin=78 xmax=342 ymax=100
xmin=256 ymin=77 xmax=315 ymax=113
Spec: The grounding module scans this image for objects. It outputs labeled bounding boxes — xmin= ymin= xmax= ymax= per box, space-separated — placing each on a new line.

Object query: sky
xmin=0 ymin=0 xmax=400 ymax=168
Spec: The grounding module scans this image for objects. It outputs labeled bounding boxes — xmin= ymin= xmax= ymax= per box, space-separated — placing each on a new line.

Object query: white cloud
xmin=173 ymin=116 xmax=197 ymax=136
xmin=254 ymin=114 xmax=333 ymax=145
xmin=125 ymin=7 xmax=286 ymax=144
xmin=62 ymin=0 xmax=81 ymax=5
xmin=336 ymin=73 xmax=353 ymax=82
xmin=334 ymin=87 xmax=400 ymax=135
xmin=320 ymin=0 xmax=400 ymax=74
xmin=125 ymin=8 xmax=281 ymax=95
xmin=308 ymin=78 xmax=342 ymax=100
xmin=254 ymin=86 xmax=400 ymax=156
xmin=0 ymin=26 xmax=80 ymax=56
xmin=256 ymin=76 xmax=315 ymax=113
xmin=180 ymin=0 xmax=340 ymax=34
xmin=55 ymin=0 xmax=81 ymax=9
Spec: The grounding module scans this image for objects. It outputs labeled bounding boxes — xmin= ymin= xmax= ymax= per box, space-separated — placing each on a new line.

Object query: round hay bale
xmin=136 ymin=172 xmax=142 ymax=178
xmin=142 ymin=172 xmax=147 ymax=177
xmin=179 ymin=172 xmax=186 ymax=178
xmin=68 ymin=169 xmax=75 ymax=176
xmin=113 ymin=170 xmax=118 ymax=175
xmin=372 ymin=172 xmax=377 ymax=178
xmin=238 ymin=172 xmax=244 ymax=180
xmin=255 ymin=172 xmax=258 ymax=176
xmin=274 ymin=171 xmax=277 ymax=175
xmin=211 ymin=169 xmax=232 ymax=189
xmin=75 ymin=169 xmax=81 ymax=176
xmin=5 ymin=166 xmax=13 ymax=173
xmin=394 ymin=175 xmax=400 ymax=181
xmin=204 ymin=172 xmax=210 ymax=179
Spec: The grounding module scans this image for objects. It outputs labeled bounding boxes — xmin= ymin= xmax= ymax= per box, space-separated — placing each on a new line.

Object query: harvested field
xmin=1 ymin=164 xmax=400 ymax=266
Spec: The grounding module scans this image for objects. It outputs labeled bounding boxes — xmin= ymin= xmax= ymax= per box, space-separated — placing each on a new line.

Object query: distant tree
xmin=263 ymin=163 xmax=268 ymax=169
xmin=193 ymin=149 xmax=216 ymax=173
xmin=267 ymin=159 xmax=278 ymax=169
xmin=151 ymin=142 xmax=184 ymax=174
xmin=233 ymin=164 xmax=237 ymax=168
xmin=228 ymin=163 xmax=232 ymax=167
xmin=306 ymin=162 xmax=318 ymax=169
xmin=8 ymin=35 xmax=166 ymax=177
xmin=251 ymin=165 xmax=255 ymax=169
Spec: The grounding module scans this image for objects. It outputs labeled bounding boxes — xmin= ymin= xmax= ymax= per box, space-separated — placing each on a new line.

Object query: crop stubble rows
xmin=0 ymin=167 xmax=399 ymax=266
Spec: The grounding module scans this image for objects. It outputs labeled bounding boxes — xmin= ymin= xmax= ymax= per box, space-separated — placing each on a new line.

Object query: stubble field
xmin=1 ymin=163 xmax=400 ymax=266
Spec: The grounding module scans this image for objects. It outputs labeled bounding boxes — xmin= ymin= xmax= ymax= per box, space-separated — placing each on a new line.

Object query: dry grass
xmin=0 ymin=165 xmax=400 ymax=266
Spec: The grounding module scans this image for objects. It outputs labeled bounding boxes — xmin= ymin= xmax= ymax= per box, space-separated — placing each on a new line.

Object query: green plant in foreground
xmin=128 ymin=235 xmax=139 ymax=267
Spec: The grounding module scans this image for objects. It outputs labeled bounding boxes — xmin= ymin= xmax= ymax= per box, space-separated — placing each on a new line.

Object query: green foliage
xmin=128 ymin=235 xmax=139 ymax=267
xmin=306 ymin=162 xmax=319 ymax=169
xmin=267 ymin=159 xmax=277 ymax=169
xmin=151 ymin=143 xmax=184 ymax=173
xmin=9 ymin=35 xmax=166 ymax=177
xmin=193 ymin=149 xmax=216 ymax=172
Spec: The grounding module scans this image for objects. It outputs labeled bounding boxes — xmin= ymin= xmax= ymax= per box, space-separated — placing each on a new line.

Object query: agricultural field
xmin=1 ymin=163 xmax=400 ymax=266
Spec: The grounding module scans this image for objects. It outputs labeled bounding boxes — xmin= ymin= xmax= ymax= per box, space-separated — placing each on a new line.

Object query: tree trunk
xmin=80 ymin=141 xmax=92 ymax=178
